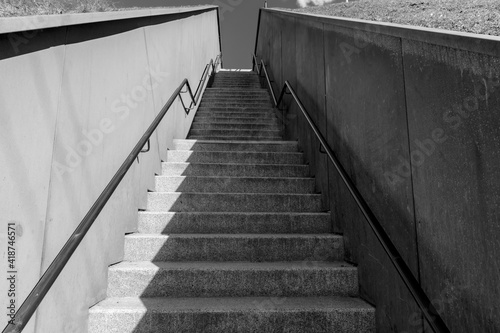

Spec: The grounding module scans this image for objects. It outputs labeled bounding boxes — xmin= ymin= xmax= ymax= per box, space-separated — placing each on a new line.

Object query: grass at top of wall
xmin=0 ymin=1 xmax=204 ymax=17
xmin=286 ymin=0 xmax=500 ymax=37
xmin=0 ymin=0 xmax=116 ymax=17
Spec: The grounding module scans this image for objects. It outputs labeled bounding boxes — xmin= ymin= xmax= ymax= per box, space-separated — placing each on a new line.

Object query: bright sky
xmin=113 ymin=0 xmax=300 ymax=68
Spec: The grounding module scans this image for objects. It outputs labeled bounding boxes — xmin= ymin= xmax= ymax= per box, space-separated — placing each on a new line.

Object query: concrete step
xmin=161 ymin=162 xmax=310 ymax=177
xmin=211 ymin=84 xmax=262 ymax=88
xmin=189 ymin=129 xmax=281 ymax=138
xmin=193 ymin=115 xmax=278 ymax=123
xmin=89 ymin=296 xmax=375 ymax=333
xmin=215 ymin=72 xmax=258 ymax=76
xmin=191 ymin=123 xmax=279 ymax=131
xmin=202 ymin=97 xmax=271 ymax=103
xmin=146 ymin=192 xmax=323 ymax=212
xmin=188 ymin=136 xmax=284 ymax=141
xmin=124 ymin=234 xmax=343 ymax=261
xmin=137 ymin=212 xmax=331 ymax=234
xmin=214 ymin=74 xmax=259 ymax=78
xmin=172 ymin=139 xmax=297 ymax=152
xmin=205 ymin=88 xmax=267 ymax=93
xmin=197 ymin=105 xmax=274 ymax=111
xmin=107 ymin=261 xmax=358 ymax=298
xmin=199 ymin=102 xmax=273 ymax=108
xmin=166 ymin=150 xmax=303 ymax=164
xmin=211 ymin=85 xmax=263 ymax=88
xmin=155 ymin=176 xmax=316 ymax=193
xmin=213 ymin=77 xmax=260 ymax=80
xmin=196 ymin=110 xmax=276 ymax=116
xmin=212 ymin=81 xmax=261 ymax=84
xmin=213 ymin=80 xmax=260 ymax=83
xmin=203 ymin=91 xmax=270 ymax=97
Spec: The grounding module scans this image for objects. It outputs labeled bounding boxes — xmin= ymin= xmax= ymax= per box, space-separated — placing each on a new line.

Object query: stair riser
xmin=212 ymin=81 xmax=261 ymax=84
xmin=161 ymin=163 xmax=310 ymax=177
xmin=108 ymin=268 xmax=358 ymax=297
xmin=211 ymin=85 xmax=263 ymax=88
xmin=210 ymin=79 xmax=261 ymax=83
xmin=202 ymin=98 xmax=271 ymax=103
xmin=198 ymin=105 xmax=274 ymax=109
xmin=199 ymin=103 xmax=273 ymax=108
xmin=193 ymin=116 xmax=276 ymax=123
xmin=194 ymin=117 xmax=278 ymax=124
xmin=188 ymin=136 xmax=283 ymax=141
xmin=189 ymin=130 xmax=281 ymax=138
xmin=205 ymin=88 xmax=267 ymax=93
xmin=191 ymin=123 xmax=280 ymax=130
xmin=203 ymin=92 xmax=269 ymax=97
xmin=172 ymin=141 xmax=296 ymax=152
xmin=155 ymin=177 xmax=316 ymax=194
xmin=124 ymin=235 xmax=343 ymax=261
xmin=192 ymin=121 xmax=278 ymax=126
xmin=196 ymin=110 xmax=275 ymax=115
xmin=213 ymin=77 xmax=260 ymax=81
xmin=146 ymin=193 xmax=323 ymax=212
xmin=212 ymin=80 xmax=260 ymax=83
xmin=166 ymin=151 xmax=302 ymax=164
xmin=138 ymin=212 xmax=331 ymax=234
xmin=89 ymin=308 xmax=375 ymax=333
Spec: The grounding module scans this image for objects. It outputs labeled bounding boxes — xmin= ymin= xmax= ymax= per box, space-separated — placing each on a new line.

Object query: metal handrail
xmin=252 ymin=54 xmax=450 ymax=333
xmin=192 ymin=54 xmax=222 ymax=108
xmin=2 ymin=53 xmax=221 ymax=333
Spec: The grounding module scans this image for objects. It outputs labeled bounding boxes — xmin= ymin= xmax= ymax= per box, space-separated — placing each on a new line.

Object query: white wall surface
xmin=0 ymin=7 xmax=220 ymax=333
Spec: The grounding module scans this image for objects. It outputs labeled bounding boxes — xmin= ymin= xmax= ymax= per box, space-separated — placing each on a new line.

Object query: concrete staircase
xmin=88 ymin=71 xmax=375 ymax=332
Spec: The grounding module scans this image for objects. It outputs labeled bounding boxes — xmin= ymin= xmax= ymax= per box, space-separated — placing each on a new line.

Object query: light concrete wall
xmin=0 ymin=7 xmax=220 ymax=333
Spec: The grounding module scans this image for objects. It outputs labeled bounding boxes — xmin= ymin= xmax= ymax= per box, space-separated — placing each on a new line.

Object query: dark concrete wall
xmin=256 ymin=9 xmax=500 ymax=333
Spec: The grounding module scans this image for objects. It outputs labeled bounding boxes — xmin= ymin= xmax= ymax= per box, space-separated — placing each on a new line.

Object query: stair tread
xmin=126 ymin=234 xmax=341 ymax=239
xmin=91 ymin=296 xmax=374 ymax=312
xmin=139 ymin=211 xmax=330 ymax=216
xmin=162 ymin=162 xmax=306 ymax=167
xmin=156 ymin=175 xmax=312 ymax=180
xmin=170 ymin=150 xmax=300 ymax=155
xmin=174 ymin=139 xmax=293 ymax=144
xmin=111 ymin=261 xmax=353 ymax=270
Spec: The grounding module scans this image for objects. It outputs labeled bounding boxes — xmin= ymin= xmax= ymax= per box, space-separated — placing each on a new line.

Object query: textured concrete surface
xmin=199 ymin=102 xmax=273 ymax=108
xmin=195 ymin=112 xmax=277 ymax=119
xmin=173 ymin=140 xmax=296 ymax=152
xmin=137 ymin=212 xmax=331 ymax=234
xmin=162 ymin=162 xmax=310 ymax=177
xmin=146 ymin=192 xmax=324 ymax=212
xmin=166 ymin=150 xmax=303 ymax=164
xmin=89 ymin=296 xmax=375 ymax=333
xmin=191 ymin=122 xmax=279 ymax=130
xmin=189 ymin=129 xmax=281 ymax=138
xmin=194 ymin=116 xmax=279 ymax=124
xmin=90 ymin=71 xmax=375 ymax=332
xmin=108 ymin=261 xmax=358 ymax=297
xmin=255 ymin=8 xmax=500 ymax=332
xmin=155 ymin=176 xmax=316 ymax=193
xmin=188 ymin=136 xmax=283 ymax=141
xmin=1 ymin=7 xmax=220 ymax=333
xmin=123 ymin=234 xmax=343 ymax=262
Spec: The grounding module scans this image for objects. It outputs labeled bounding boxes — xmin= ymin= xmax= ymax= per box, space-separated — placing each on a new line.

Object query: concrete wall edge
xmin=264 ymin=8 xmax=500 ymax=57
xmin=0 ymin=5 xmax=217 ymax=35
